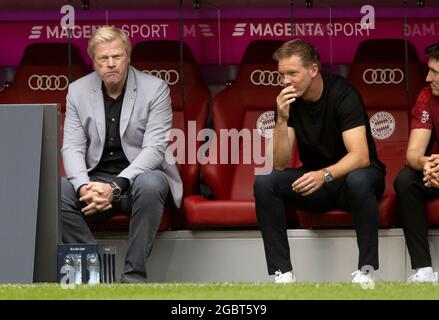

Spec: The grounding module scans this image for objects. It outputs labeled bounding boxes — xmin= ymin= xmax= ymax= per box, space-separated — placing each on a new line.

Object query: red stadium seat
xmin=184 ymin=40 xmax=297 ymax=228
xmin=427 ymin=139 xmax=439 ymax=224
xmin=427 ymin=199 xmax=439 ymax=225
xmin=0 ymin=43 xmax=89 ymax=177
xmin=131 ymin=40 xmax=210 ymax=199
xmin=0 ymin=43 xmax=89 ymax=111
xmin=297 ymin=39 xmax=425 ymax=228
xmin=87 ymin=40 xmax=210 ymax=232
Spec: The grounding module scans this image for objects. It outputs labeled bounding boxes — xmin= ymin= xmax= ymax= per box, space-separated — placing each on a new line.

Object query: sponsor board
xmin=0 ymin=18 xmax=436 ymax=66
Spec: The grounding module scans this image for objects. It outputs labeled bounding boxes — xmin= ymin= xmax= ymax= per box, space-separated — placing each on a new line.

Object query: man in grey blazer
xmin=61 ymin=26 xmax=182 ymax=283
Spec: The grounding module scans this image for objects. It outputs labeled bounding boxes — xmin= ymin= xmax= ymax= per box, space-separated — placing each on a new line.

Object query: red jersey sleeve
xmin=411 ymin=86 xmax=433 ymax=130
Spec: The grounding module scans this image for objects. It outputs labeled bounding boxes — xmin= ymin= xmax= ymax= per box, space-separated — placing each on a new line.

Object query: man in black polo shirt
xmin=253 ymin=39 xmax=385 ymax=285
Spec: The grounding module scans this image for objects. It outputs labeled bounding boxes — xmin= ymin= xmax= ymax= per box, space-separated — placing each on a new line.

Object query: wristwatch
xmin=110 ymin=181 xmax=122 ymax=202
xmin=322 ymin=168 xmax=333 ymax=184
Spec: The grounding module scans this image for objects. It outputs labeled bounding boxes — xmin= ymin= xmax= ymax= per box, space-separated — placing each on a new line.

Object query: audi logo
xmin=142 ymin=69 xmax=179 ymax=85
xmin=250 ymin=70 xmax=283 ymax=86
xmin=28 ymin=74 xmax=69 ymax=91
xmin=362 ymin=68 xmax=404 ymax=85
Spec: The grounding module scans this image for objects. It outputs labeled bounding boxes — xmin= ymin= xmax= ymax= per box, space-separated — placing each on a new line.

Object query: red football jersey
xmin=411 ymin=86 xmax=439 ymax=136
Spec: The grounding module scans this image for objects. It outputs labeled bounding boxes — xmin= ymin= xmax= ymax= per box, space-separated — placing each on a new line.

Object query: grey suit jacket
xmin=62 ymin=66 xmax=182 ymax=207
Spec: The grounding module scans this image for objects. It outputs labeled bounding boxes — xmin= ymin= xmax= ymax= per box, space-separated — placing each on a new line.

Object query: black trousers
xmin=394 ymin=167 xmax=439 ymax=269
xmin=254 ymin=165 xmax=385 ymax=275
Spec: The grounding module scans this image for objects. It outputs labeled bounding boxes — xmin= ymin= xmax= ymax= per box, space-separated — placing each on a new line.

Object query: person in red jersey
xmin=394 ymin=42 xmax=439 ymax=283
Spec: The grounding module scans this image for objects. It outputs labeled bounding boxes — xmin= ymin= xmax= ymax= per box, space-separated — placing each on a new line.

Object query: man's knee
xmin=254 ymin=172 xmax=277 ymax=197
xmin=394 ymin=167 xmax=419 ymax=194
xmin=61 ymin=176 xmax=74 ymax=193
xmin=345 ymin=169 xmax=374 ymax=196
xmin=61 ymin=177 xmax=78 ymax=208
xmin=131 ymin=170 xmax=169 ymax=199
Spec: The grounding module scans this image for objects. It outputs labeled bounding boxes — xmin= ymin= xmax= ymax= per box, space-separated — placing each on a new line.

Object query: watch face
xmin=111 ymin=183 xmax=121 ymax=197
xmin=324 ymin=172 xmax=333 ymax=183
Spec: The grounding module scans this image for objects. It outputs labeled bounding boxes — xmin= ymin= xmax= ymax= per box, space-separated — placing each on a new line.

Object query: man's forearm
xmin=325 ymin=151 xmax=370 ymax=180
xmin=407 ymin=151 xmax=428 ymax=171
xmin=272 ymin=120 xmax=292 ymax=170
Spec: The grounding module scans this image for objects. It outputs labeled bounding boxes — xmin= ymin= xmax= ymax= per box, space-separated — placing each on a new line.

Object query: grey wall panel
xmin=33 ymin=105 xmax=59 ymax=282
xmin=96 ymin=229 xmax=407 ymax=283
xmin=0 ymin=106 xmax=43 ymax=283
xmin=0 ymin=104 xmax=59 ymax=283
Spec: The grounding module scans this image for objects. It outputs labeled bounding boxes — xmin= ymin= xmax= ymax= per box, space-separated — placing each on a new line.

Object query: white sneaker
xmin=408 ymin=267 xmax=438 ymax=283
xmin=274 ymin=270 xmax=296 ymax=284
xmin=352 ymin=270 xmax=375 ymax=288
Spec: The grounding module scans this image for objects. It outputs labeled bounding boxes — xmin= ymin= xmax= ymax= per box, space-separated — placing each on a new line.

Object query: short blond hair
xmin=87 ymin=26 xmax=132 ymax=59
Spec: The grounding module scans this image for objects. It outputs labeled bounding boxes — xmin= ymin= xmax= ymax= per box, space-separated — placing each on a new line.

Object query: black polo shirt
xmin=89 ymin=82 xmax=130 ymax=192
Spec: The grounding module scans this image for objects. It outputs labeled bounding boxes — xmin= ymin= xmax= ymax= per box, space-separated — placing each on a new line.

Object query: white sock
xmin=417 ymin=267 xmax=433 ymax=274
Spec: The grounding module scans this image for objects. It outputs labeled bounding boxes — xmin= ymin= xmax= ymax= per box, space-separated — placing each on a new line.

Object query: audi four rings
xmin=28 ymin=74 xmax=69 ymax=91
xmin=362 ymin=68 xmax=404 ymax=84
xmin=250 ymin=70 xmax=283 ymax=86
xmin=142 ymin=69 xmax=179 ymax=85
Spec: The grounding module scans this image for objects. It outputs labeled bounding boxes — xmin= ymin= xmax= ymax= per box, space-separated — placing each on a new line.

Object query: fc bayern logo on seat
xmin=369 ymin=111 xmax=396 ymax=140
xmin=256 ymin=111 xmax=275 ymax=139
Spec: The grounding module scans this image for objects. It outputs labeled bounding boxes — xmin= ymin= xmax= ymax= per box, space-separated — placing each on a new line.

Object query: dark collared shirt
xmin=89 ymin=82 xmax=130 ymax=192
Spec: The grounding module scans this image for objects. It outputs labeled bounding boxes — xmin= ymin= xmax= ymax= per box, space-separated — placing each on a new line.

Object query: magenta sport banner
xmin=0 ymin=12 xmax=438 ymax=66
